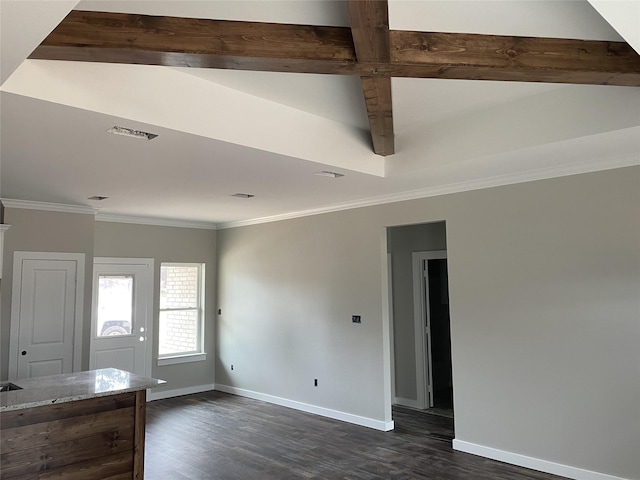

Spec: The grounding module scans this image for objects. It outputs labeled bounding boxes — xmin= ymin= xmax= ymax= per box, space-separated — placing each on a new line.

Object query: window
xmin=158 ymin=263 xmax=205 ymax=362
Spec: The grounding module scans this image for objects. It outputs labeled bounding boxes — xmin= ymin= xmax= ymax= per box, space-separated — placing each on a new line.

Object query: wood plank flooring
xmin=145 ymin=391 xmax=566 ymax=479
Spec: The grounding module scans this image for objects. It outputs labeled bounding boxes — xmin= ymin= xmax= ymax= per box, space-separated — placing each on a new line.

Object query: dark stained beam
xmin=30 ymin=11 xmax=640 ymax=87
xmin=348 ymin=0 xmax=390 ymax=63
xmin=347 ymin=0 xmax=394 ymax=156
xmin=360 ymin=77 xmax=394 ymax=156
xmin=32 ymin=43 xmax=640 ymax=87
xmin=390 ymin=30 xmax=640 ymax=86
xmin=31 ymin=10 xmax=357 ymax=64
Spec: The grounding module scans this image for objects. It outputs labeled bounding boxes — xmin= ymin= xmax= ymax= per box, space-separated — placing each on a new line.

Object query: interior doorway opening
xmin=424 ymin=257 xmax=453 ymax=412
xmin=387 ymin=221 xmax=454 ymax=428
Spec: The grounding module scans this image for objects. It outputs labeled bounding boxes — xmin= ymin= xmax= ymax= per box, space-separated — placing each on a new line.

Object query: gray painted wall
xmin=216 ymin=210 xmax=391 ymax=421
xmin=0 ymin=214 xmax=217 ymax=394
xmin=387 ymin=222 xmax=447 ymax=402
xmin=1 ymin=208 xmax=96 ymax=379
xmin=93 ymin=221 xmax=217 ymax=393
xmin=217 ymin=166 xmax=640 ymax=479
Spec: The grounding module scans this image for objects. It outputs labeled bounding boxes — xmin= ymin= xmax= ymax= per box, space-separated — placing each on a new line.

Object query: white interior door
xmin=422 ymin=258 xmax=435 ymax=408
xmin=9 ymin=252 xmax=85 ymax=380
xmin=412 ymin=250 xmax=447 ymax=410
xmin=90 ymin=258 xmax=153 ymax=377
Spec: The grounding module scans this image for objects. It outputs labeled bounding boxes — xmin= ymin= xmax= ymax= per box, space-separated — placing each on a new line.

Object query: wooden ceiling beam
xmin=31 ymin=10 xmax=357 ymax=64
xmin=31 ymin=43 xmax=640 ymax=87
xmin=391 ymin=30 xmax=640 ymax=86
xmin=360 ymin=77 xmax=394 ymax=156
xmin=30 ymin=11 xmax=640 ymax=87
xmin=348 ymin=0 xmax=390 ymax=62
xmin=29 ymin=11 xmax=640 ymax=161
xmin=347 ymin=0 xmax=394 ymax=156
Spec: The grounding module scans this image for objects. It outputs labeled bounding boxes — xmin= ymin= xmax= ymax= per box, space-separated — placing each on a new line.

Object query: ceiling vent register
xmin=106 ymin=126 xmax=158 ymax=140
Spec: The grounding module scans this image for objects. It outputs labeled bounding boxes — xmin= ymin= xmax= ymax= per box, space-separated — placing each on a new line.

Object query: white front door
xmin=90 ymin=258 xmax=153 ymax=377
xmin=9 ymin=252 xmax=85 ymax=380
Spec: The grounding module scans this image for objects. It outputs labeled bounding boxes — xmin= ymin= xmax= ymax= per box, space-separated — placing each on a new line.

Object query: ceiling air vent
xmin=106 ymin=126 xmax=158 ymax=140
xmin=314 ymin=171 xmax=344 ymax=178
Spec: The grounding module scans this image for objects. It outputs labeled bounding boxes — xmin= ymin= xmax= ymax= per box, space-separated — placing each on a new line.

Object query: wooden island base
xmin=1 ymin=390 xmax=146 ymax=479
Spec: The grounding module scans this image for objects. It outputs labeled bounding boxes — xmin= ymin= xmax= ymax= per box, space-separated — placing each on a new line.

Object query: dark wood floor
xmin=145 ymin=391 xmax=566 ymax=480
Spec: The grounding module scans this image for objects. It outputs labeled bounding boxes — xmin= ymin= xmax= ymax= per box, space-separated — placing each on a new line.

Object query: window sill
xmin=157 ymin=353 xmax=207 ymax=366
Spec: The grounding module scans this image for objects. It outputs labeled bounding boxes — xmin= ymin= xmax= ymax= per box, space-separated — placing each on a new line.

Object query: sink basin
xmin=0 ymin=382 xmax=22 ymax=392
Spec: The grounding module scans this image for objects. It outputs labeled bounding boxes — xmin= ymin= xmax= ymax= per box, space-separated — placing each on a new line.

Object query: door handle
xmin=21 ymin=351 xmax=27 ymax=356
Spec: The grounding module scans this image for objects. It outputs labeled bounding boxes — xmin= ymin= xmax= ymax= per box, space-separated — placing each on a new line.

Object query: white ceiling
xmin=1 ymin=0 xmax=639 ymax=228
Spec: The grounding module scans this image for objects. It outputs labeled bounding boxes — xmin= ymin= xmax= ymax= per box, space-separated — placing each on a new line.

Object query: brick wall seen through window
xmin=159 ymin=263 xmax=204 ymax=357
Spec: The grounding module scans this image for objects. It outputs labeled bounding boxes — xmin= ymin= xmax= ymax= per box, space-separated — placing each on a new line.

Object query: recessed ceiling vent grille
xmin=231 ymin=193 xmax=255 ymax=199
xmin=314 ymin=171 xmax=345 ymax=178
xmin=106 ymin=126 xmax=158 ymax=140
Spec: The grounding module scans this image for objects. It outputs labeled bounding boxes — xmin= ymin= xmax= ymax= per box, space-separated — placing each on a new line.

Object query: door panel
xmin=90 ymin=260 xmax=153 ymax=377
xmin=31 ymin=269 xmax=68 ymax=343
xmin=95 ymin=347 xmax=135 ymax=372
xmin=28 ymin=359 xmax=64 ymax=378
xmin=16 ymin=259 xmax=79 ymax=379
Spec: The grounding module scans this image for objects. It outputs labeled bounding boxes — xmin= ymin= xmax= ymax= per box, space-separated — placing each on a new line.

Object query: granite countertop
xmin=0 ymin=368 xmax=166 ymax=412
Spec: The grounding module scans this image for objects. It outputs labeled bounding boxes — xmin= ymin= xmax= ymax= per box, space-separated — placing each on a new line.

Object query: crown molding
xmin=0 ymin=198 xmax=99 ymax=215
xmin=3 ymin=154 xmax=637 ymax=232
xmin=95 ymin=213 xmax=217 ymax=230
xmin=0 ymin=198 xmax=217 ymax=229
xmin=217 ymin=153 xmax=640 ymax=229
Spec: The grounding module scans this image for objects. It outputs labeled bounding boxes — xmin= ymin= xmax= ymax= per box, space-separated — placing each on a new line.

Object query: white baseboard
xmin=215 ymin=384 xmax=394 ymax=432
xmin=394 ymin=397 xmax=419 ymax=409
xmin=453 ymin=440 xmax=629 ymax=480
xmin=147 ymin=383 xmax=216 ymax=401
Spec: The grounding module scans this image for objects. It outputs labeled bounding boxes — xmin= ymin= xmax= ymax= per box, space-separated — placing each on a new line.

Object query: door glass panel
xmin=97 ymin=275 xmax=134 ymax=337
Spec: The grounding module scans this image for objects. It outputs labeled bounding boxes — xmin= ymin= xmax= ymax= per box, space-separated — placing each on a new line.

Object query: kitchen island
xmin=0 ymin=368 xmax=164 ymax=479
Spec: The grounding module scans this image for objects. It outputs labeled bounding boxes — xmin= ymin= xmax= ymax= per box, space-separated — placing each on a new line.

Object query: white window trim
xmin=158 ymin=262 xmax=206 ymax=362
xmin=157 ymin=353 xmax=207 ymax=366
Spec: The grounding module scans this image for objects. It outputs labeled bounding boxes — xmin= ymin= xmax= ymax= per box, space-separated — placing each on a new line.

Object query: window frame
xmin=157 ymin=262 xmax=206 ymax=365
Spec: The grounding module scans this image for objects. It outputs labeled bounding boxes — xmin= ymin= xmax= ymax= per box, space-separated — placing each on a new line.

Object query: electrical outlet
xmin=352 ymin=315 xmax=361 ymax=324
xmin=231 ymin=364 xmax=234 ymax=371
xmin=314 ymin=379 xmax=318 ymax=387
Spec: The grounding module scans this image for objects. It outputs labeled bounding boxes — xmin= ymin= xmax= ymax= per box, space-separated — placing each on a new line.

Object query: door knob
xmin=21 ymin=351 xmax=27 ymax=356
